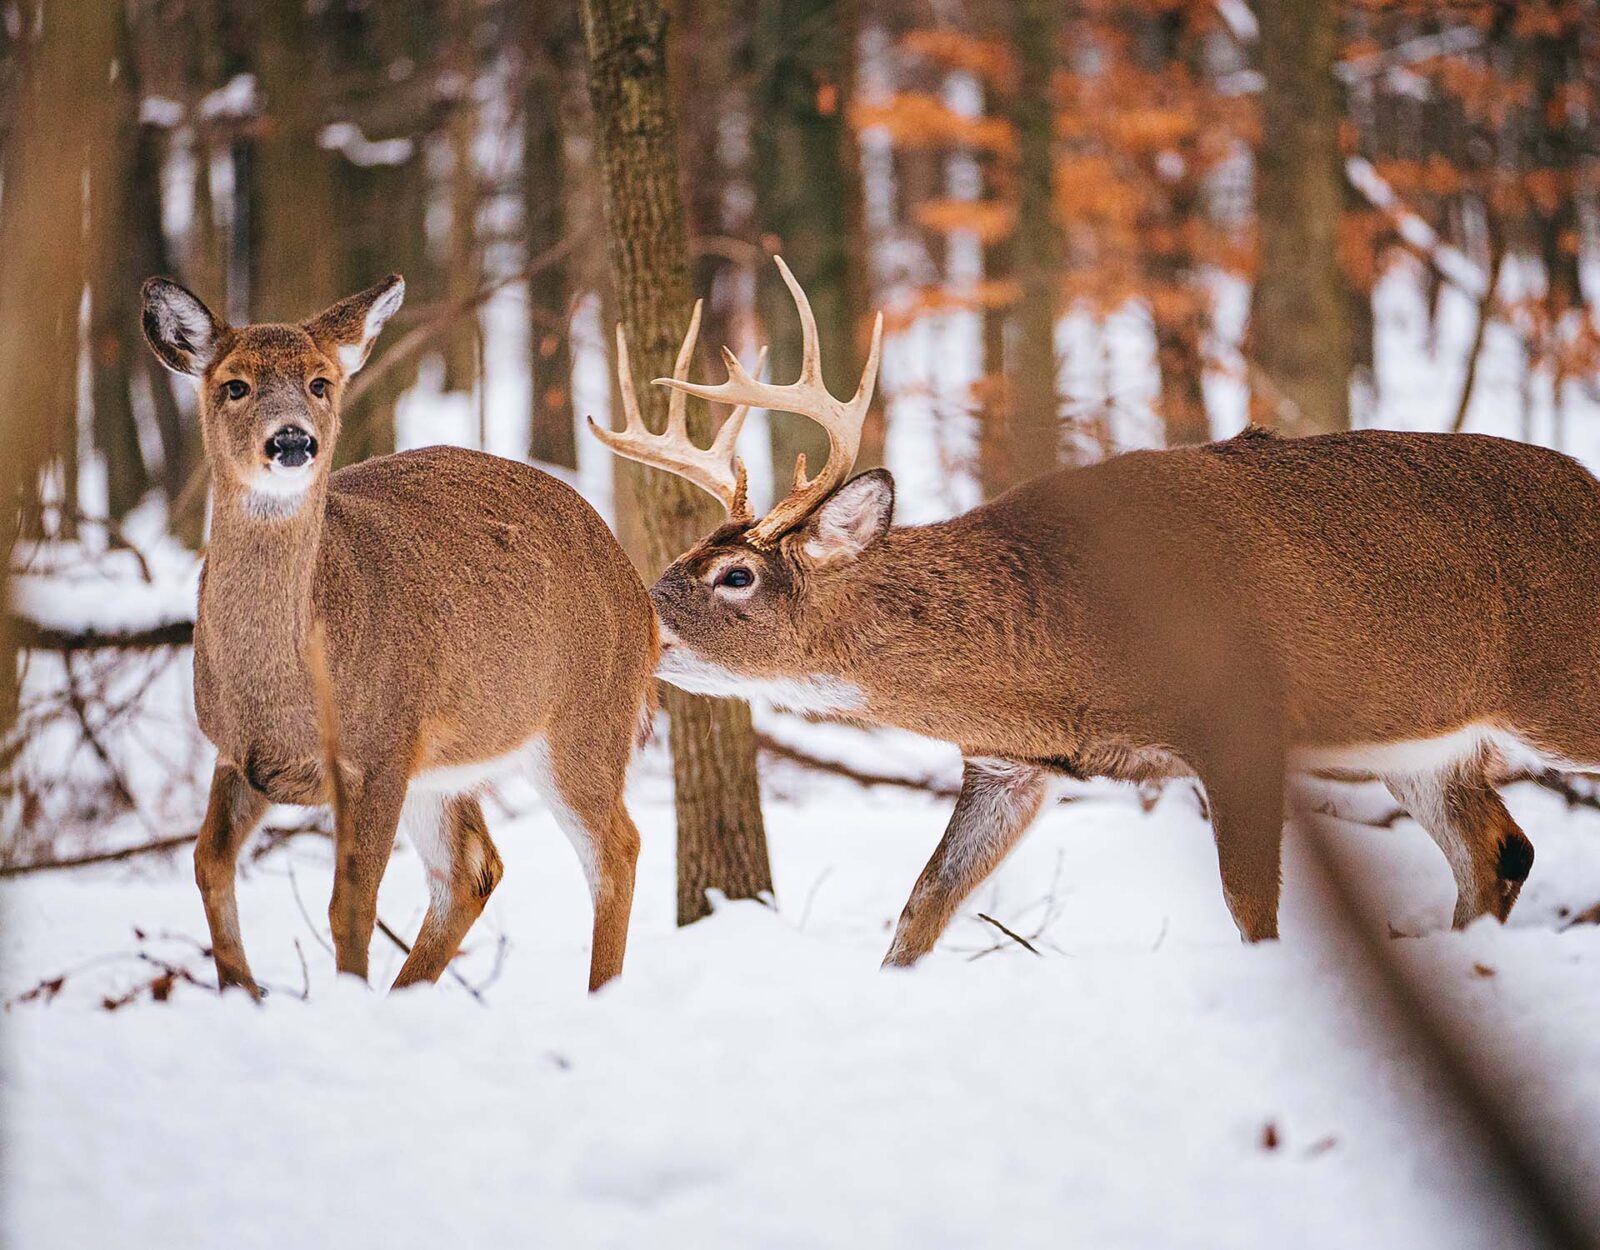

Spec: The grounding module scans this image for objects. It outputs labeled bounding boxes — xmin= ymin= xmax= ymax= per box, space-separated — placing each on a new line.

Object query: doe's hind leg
xmin=391 ymin=791 xmax=504 ymax=990
xmin=1384 ymin=766 xmax=1533 ymax=927
xmin=533 ymin=722 xmax=641 ymax=992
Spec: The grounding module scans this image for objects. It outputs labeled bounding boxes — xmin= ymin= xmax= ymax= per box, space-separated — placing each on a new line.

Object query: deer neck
xmin=815 ymin=518 xmax=1079 ymax=710
xmin=198 ymin=476 xmax=330 ymax=739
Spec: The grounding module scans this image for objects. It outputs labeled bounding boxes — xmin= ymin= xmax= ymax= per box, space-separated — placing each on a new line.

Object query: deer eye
xmin=309 ymin=378 xmax=330 ymax=399
xmin=717 ymin=566 xmax=754 ymax=590
xmin=223 ymin=379 xmax=250 ymax=401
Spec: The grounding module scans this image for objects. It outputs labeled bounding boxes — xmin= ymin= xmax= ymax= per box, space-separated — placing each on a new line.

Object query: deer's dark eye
xmin=718 ymin=566 xmax=754 ymax=590
xmin=309 ymin=378 xmax=330 ymax=399
xmin=223 ymin=379 xmax=250 ymax=401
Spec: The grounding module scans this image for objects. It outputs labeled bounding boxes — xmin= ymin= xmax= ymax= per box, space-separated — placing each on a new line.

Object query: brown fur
xmin=143 ymin=276 xmax=655 ymax=995
xmin=647 ymin=428 xmax=1600 ymax=961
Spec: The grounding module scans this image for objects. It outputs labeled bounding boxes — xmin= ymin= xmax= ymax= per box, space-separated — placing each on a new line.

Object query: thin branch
xmin=0 ymin=823 xmax=325 ymax=878
xmin=975 ymin=911 xmax=1042 ymax=956
xmin=1451 ymin=225 xmax=1509 ymax=434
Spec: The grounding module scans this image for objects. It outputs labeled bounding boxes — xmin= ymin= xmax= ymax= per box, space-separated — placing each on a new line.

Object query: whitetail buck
xmin=142 ymin=274 xmax=656 ymax=995
xmin=593 ymin=257 xmax=1600 ymax=965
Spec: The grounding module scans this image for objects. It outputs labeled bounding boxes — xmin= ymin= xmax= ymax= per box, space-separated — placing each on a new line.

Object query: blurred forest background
xmin=1 ymin=0 xmax=1598 ymax=874
xmin=2 ymin=0 xmax=1597 ymax=545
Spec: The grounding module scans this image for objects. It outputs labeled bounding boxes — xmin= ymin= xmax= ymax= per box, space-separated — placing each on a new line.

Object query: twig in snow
xmin=0 ymin=821 xmax=326 ymax=878
xmin=374 ymin=917 xmax=489 ymax=1006
xmin=286 ymin=857 xmax=335 ymax=958
xmin=292 ymin=939 xmax=311 ymax=1002
xmin=796 ymin=866 xmax=834 ymax=931
xmin=975 ymin=912 xmax=1042 ymax=956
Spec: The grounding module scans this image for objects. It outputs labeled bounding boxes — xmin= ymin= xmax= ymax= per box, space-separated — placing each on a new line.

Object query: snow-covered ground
xmin=5 ymin=729 xmax=1600 ymax=1249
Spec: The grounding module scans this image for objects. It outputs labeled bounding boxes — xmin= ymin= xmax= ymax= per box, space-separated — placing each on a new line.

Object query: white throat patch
xmin=656 ymin=647 xmax=867 ymax=715
xmin=241 ymin=462 xmax=316 ymax=518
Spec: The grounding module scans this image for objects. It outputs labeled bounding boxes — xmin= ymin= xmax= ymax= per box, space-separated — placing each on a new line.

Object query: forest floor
xmin=5 ymin=722 xmax=1600 ymax=1249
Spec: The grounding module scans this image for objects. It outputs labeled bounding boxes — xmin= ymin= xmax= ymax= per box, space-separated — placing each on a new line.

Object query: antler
xmin=655 ymin=256 xmax=884 ymax=548
xmin=586 ymin=299 xmax=764 ymax=522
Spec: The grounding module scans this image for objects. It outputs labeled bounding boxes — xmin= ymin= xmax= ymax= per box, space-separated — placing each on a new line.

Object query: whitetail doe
xmin=594 ymin=256 xmax=1600 ymax=965
xmin=142 ymin=274 xmax=656 ymax=995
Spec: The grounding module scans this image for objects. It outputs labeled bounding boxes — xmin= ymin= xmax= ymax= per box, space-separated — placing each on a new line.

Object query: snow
xmin=6 ymin=741 xmax=1600 ymax=1249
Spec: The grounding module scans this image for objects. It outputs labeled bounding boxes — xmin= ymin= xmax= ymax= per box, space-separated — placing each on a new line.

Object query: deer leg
xmin=884 ymin=758 xmax=1050 ymax=968
xmin=328 ymin=772 xmax=406 ymax=982
xmin=390 ymin=793 xmax=504 ymax=990
xmin=194 ymin=764 xmax=270 ymax=996
xmin=1385 ymin=767 xmax=1533 ymax=927
xmin=534 ymin=729 xmax=642 ymax=992
xmin=1200 ymin=762 xmax=1285 ymax=943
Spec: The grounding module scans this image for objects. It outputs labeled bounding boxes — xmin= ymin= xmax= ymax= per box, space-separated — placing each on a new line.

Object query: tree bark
xmin=1010 ymin=0 xmax=1063 ymax=472
xmin=526 ymin=5 xmax=579 ymax=469
xmin=1250 ymin=0 xmax=1352 ymax=434
xmin=1 ymin=0 xmax=119 ymax=735
xmin=88 ymin=7 xmax=153 ymax=523
xmin=753 ymin=0 xmax=864 ymax=497
xmin=441 ymin=0 xmax=482 ymax=396
xmin=250 ymin=0 xmax=341 ymax=322
xmin=579 ymin=0 xmax=774 ymax=925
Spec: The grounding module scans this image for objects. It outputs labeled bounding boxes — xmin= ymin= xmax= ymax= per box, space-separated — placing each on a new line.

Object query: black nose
xmin=265 ymin=426 xmax=317 ymax=468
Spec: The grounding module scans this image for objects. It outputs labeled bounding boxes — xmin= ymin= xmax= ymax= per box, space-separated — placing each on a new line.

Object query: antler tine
xmin=774 ymin=254 xmax=823 ymax=385
xmin=707 ymin=345 xmax=767 ymax=461
xmin=663 ymin=299 xmax=703 ymax=439
xmin=585 ymin=312 xmax=752 ymax=521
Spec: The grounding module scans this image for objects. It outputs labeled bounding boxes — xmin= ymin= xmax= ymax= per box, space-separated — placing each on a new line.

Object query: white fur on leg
xmin=397 ymin=788 xmax=453 ymax=910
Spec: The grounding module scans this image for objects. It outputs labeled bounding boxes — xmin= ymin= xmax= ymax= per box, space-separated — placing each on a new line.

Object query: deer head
xmin=590 ymin=258 xmax=888 ymax=709
xmin=141 ymin=275 xmax=405 ymax=516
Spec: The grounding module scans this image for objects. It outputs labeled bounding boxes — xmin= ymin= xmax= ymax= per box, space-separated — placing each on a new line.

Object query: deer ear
xmin=141 ymin=278 xmax=226 ymax=377
xmin=802 ymin=469 xmax=894 ymax=563
xmin=304 ymin=274 xmax=405 ymax=376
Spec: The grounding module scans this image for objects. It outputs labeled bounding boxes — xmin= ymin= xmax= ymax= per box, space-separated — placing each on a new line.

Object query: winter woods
xmin=4 ymin=2 xmax=1600 ymax=1245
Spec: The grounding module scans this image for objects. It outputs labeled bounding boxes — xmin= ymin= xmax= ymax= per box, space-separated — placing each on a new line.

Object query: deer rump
xmin=1032 ymin=427 xmax=1600 ymax=777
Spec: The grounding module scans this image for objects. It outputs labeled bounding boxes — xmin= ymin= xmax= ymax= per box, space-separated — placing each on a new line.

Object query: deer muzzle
xmin=265 ymin=425 xmax=318 ymax=469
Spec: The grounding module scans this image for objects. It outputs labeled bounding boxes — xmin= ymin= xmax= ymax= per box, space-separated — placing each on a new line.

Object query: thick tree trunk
xmin=978 ymin=127 xmax=1017 ymax=497
xmin=526 ymin=7 xmax=579 ymax=469
xmin=441 ymin=0 xmax=481 ymax=397
xmin=326 ymin=3 xmax=428 ymax=466
xmin=579 ymin=0 xmax=774 ymax=925
xmin=251 ymin=0 xmax=340 ymax=322
xmin=1010 ymin=0 xmax=1063 ymax=472
xmin=88 ymin=8 xmax=153 ymax=523
xmin=677 ymin=0 xmax=742 ymax=385
xmin=1 ymin=0 xmax=119 ymax=727
xmin=754 ymin=0 xmax=863 ymax=498
xmin=1250 ymin=0 xmax=1351 ymax=434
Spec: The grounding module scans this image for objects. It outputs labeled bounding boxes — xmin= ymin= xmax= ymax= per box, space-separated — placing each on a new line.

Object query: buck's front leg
xmin=194 ymin=764 xmax=270 ymax=995
xmin=884 ymin=759 xmax=1050 ymax=967
xmin=328 ymin=768 xmax=407 ymax=982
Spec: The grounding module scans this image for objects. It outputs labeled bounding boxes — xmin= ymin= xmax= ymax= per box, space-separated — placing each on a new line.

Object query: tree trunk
xmin=579 ymin=0 xmax=774 ymax=925
xmin=250 ymin=0 xmax=341 ymax=322
xmin=1 ymin=0 xmax=119 ymax=727
xmin=978 ymin=119 xmax=1017 ymax=497
xmin=88 ymin=8 xmax=153 ymax=524
xmin=1250 ymin=0 xmax=1351 ymax=434
xmin=753 ymin=0 xmax=863 ymax=499
xmin=526 ymin=6 xmax=579 ymax=469
xmin=441 ymin=0 xmax=481 ymax=396
xmin=1010 ymin=0 xmax=1063 ymax=472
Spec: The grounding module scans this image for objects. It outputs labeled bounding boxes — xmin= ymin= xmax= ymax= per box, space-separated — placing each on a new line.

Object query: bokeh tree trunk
xmin=251 ymin=0 xmax=340 ymax=322
xmin=1010 ymin=0 xmax=1063 ymax=473
xmin=1 ymin=0 xmax=119 ymax=737
xmin=753 ymin=0 xmax=863 ymax=498
xmin=88 ymin=6 xmax=153 ymax=524
xmin=1250 ymin=0 xmax=1351 ymax=434
xmin=526 ymin=5 xmax=579 ymax=469
xmin=580 ymin=0 xmax=774 ymax=925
